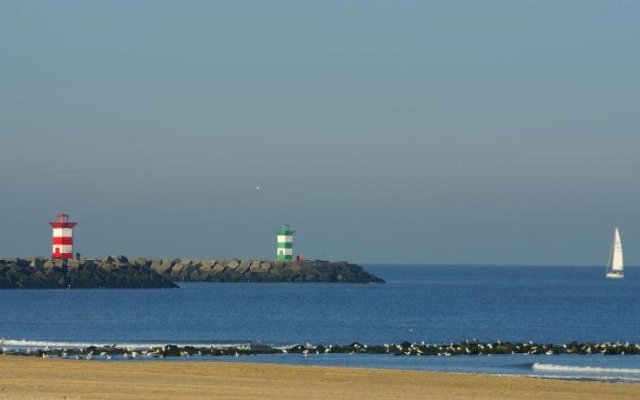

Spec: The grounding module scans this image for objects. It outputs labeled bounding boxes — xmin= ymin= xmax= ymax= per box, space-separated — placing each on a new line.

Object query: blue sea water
xmin=1 ymin=265 xmax=640 ymax=381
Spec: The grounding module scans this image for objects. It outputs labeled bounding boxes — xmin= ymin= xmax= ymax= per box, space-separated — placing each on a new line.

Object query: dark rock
xmin=15 ymin=258 xmax=29 ymax=268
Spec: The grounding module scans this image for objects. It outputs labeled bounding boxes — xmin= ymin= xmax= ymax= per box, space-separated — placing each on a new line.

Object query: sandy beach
xmin=0 ymin=357 xmax=638 ymax=399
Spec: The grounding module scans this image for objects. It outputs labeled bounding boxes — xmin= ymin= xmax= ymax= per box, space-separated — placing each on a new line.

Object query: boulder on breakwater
xmin=0 ymin=257 xmax=384 ymax=288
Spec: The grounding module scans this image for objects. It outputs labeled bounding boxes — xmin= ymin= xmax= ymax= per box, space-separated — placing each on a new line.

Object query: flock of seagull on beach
xmin=4 ymin=339 xmax=640 ymax=360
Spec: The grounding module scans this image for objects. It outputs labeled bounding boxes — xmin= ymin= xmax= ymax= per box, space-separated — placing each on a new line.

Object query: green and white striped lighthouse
xmin=276 ymin=224 xmax=295 ymax=261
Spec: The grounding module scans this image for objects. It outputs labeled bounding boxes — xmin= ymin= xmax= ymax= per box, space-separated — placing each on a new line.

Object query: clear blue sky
xmin=1 ymin=1 xmax=638 ymax=265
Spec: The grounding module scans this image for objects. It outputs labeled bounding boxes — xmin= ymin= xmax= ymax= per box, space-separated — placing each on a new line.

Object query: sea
xmin=2 ymin=265 xmax=640 ymax=382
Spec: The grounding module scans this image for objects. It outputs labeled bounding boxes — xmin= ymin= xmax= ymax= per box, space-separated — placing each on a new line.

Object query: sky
xmin=0 ymin=1 xmax=638 ymax=265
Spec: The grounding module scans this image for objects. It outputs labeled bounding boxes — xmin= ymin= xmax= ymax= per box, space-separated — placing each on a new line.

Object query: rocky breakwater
xmin=150 ymin=258 xmax=384 ymax=283
xmin=0 ymin=256 xmax=178 ymax=289
xmin=0 ymin=257 xmax=383 ymax=288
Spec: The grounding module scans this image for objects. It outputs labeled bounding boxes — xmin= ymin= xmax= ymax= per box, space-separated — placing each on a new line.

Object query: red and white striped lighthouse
xmin=49 ymin=213 xmax=77 ymax=259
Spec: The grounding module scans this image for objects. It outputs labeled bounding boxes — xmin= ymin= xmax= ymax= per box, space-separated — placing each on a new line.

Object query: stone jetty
xmin=151 ymin=258 xmax=384 ymax=283
xmin=0 ymin=256 xmax=383 ymax=289
xmin=0 ymin=256 xmax=177 ymax=289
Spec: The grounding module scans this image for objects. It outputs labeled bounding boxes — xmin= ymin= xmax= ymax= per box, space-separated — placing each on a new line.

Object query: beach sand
xmin=0 ymin=356 xmax=638 ymax=399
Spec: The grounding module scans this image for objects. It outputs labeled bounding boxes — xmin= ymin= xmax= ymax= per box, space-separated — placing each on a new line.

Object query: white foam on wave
xmin=0 ymin=338 xmax=251 ymax=350
xmin=532 ymin=363 xmax=640 ymax=375
xmin=523 ymin=373 xmax=640 ymax=383
xmin=1 ymin=339 xmax=110 ymax=349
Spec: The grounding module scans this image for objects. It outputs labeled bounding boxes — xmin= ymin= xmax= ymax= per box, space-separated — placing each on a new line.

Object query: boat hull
xmin=605 ymin=273 xmax=624 ymax=279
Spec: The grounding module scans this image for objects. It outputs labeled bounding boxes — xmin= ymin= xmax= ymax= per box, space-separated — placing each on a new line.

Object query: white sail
xmin=606 ymin=228 xmax=624 ymax=278
xmin=611 ymin=228 xmax=624 ymax=272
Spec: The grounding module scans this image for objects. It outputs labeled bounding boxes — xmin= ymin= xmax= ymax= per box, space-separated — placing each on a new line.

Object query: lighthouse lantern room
xmin=49 ymin=213 xmax=77 ymax=259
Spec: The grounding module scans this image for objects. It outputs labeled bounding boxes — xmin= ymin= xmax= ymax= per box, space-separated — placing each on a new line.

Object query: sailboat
xmin=605 ymin=228 xmax=624 ymax=279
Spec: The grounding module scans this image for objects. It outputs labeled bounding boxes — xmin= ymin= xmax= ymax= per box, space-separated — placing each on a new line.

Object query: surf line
xmin=3 ymin=340 xmax=640 ymax=359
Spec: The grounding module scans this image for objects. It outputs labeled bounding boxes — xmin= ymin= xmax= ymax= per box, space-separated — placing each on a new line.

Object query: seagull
xmin=255 ymin=185 xmax=261 ymax=191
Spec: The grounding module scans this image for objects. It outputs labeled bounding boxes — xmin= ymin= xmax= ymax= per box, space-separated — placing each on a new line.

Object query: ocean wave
xmin=532 ymin=363 xmax=640 ymax=375
xmin=0 ymin=338 xmax=253 ymax=350
xmin=523 ymin=373 xmax=640 ymax=383
xmin=1 ymin=339 xmax=114 ymax=349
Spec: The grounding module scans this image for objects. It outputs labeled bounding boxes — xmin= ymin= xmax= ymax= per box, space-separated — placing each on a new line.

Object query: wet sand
xmin=0 ymin=356 xmax=638 ymax=399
